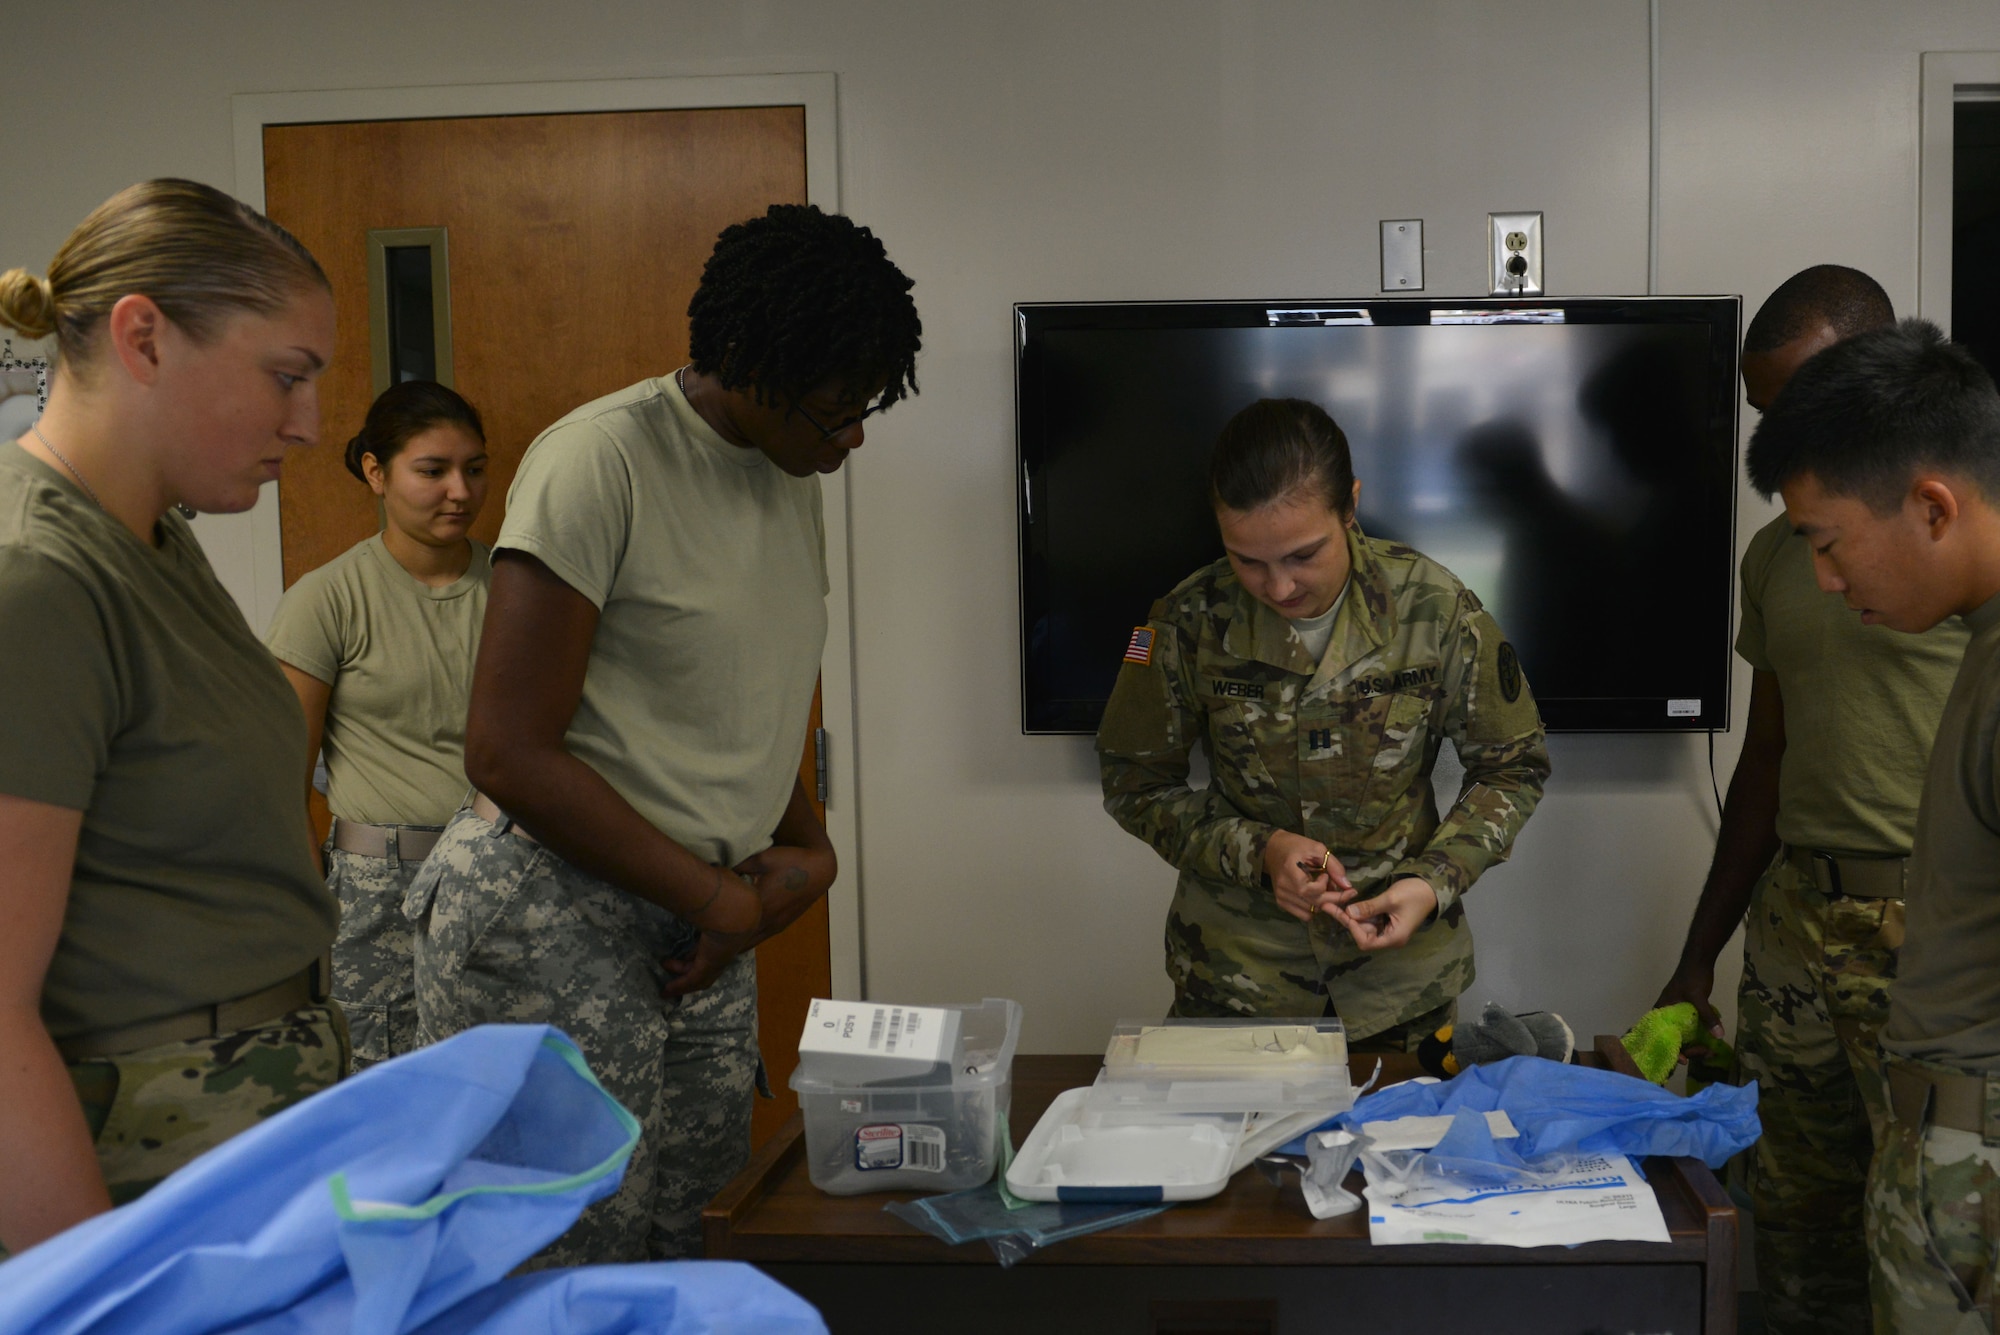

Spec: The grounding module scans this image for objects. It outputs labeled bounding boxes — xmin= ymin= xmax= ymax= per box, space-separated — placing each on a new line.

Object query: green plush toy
xmin=1621 ymin=1002 xmax=1736 ymax=1088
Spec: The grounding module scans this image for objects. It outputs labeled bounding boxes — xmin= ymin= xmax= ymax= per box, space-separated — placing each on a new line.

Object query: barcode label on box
xmin=1667 ymin=699 xmax=1701 ymax=718
xmin=903 ymin=1125 xmax=946 ymax=1172
xmin=853 ymin=1122 xmax=946 ymax=1172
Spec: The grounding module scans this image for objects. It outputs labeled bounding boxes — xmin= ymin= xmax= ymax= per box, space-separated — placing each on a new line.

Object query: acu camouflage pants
xmin=1866 ymin=1059 xmax=2000 ymax=1334
xmin=67 ymin=1005 xmax=349 ymax=1205
xmin=409 ymin=807 xmax=757 ymax=1267
xmin=1737 ymin=851 xmax=1901 ymax=1335
xmin=325 ymin=844 xmax=427 ymax=1070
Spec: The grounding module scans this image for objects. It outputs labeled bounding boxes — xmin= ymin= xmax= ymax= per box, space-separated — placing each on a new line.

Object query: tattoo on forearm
xmin=784 ymin=867 xmax=809 ymax=893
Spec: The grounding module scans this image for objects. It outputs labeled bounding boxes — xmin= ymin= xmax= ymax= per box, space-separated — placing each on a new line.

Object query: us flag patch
xmin=1123 ymin=627 xmax=1155 ymax=665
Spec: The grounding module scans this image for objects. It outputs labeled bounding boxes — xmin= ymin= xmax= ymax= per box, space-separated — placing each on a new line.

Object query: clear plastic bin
xmin=789 ymin=997 xmax=1022 ymax=1195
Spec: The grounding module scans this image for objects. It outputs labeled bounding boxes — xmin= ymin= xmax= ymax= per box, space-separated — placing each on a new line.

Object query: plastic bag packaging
xmin=1280 ymin=1054 xmax=1760 ymax=1170
xmin=885 ymin=1183 xmax=1167 ymax=1267
xmin=1299 ymin=1130 xmax=1364 ymax=1219
xmin=1360 ymin=1145 xmax=1671 ymax=1247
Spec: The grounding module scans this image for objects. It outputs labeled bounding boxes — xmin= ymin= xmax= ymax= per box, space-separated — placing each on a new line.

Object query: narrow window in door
xmin=385 ymin=245 xmax=436 ymax=382
xmin=366 ymin=226 xmax=454 ymax=394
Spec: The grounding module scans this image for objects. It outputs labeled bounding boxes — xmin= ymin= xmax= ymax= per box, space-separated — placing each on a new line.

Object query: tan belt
xmin=1887 ymin=1057 xmax=1998 ymax=1138
xmin=58 ymin=957 xmax=329 ymax=1063
xmin=330 ymin=818 xmax=442 ymax=862
xmin=1784 ymin=845 xmax=1907 ymax=900
xmin=471 ymin=791 xmax=538 ymax=845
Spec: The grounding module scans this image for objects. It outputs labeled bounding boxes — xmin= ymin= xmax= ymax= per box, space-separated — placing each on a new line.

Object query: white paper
xmin=1364 ymin=1152 xmax=1671 ymax=1247
xmin=1129 ymin=1024 xmax=1346 ymax=1068
xmin=1359 ymin=1109 xmax=1520 ymax=1151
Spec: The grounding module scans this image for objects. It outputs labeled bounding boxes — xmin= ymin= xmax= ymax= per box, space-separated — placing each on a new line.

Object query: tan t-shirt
xmin=1736 ymin=514 xmax=1968 ymax=855
xmin=0 ymin=446 xmax=336 ymax=1040
xmin=1882 ymin=591 xmax=2000 ymax=1070
xmin=496 ymin=375 xmax=827 ymax=867
xmin=265 ymin=534 xmax=489 ymax=827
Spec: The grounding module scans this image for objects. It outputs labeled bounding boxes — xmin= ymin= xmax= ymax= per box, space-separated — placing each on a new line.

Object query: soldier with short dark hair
xmin=412 ymin=204 xmax=922 ymax=1265
xmin=1097 ymin=397 xmax=1549 ymax=1050
xmin=1653 ymin=268 xmax=1963 ymax=1335
xmin=1748 ymin=316 xmax=2000 ymax=1335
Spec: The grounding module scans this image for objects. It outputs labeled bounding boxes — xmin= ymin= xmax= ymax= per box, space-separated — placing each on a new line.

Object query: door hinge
xmin=814 ymin=727 xmax=829 ymax=805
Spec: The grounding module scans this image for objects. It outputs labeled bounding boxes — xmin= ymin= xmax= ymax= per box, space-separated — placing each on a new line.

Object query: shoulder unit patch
xmin=1123 ymin=626 xmax=1156 ymax=666
xmin=1497 ymin=641 xmax=1522 ymax=703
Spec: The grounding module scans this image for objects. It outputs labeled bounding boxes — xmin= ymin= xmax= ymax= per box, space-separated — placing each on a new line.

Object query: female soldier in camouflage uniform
xmin=1098 ymin=398 xmax=1551 ymax=1050
xmin=267 ymin=381 xmax=491 ymax=1069
xmin=0 ymin=181 xmax=343 ymax=1252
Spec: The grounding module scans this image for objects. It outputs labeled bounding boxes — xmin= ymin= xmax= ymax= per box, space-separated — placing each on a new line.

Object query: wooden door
xmin=264 ymin=107 xmax=832 ymax=1148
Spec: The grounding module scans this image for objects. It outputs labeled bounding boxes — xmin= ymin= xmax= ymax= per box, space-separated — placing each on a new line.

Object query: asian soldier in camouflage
xmin=1099 ymin=523 xmax=1550 ymax=1042
xmin=1866 ymin=1070 xmax=2000 ymax=1334
xmin=410 ymin=809 xmax=757 ymax=1267
xmin=65 ymin=1007 xmax=348 ymax=1206
xmin=324 ymin=846 xmax=428 ymax=1069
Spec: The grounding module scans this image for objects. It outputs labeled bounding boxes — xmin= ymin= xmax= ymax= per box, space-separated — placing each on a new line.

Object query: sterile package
xmin=790 ymin=998 xmax=1020 ymax=1195
xmin=1361 ymin=1148 xmax=1671 ymax=1247
xmin=1093 ymin=1017 xmax=1353 ymax=1113
xmin=1300 ymin=1129 xmax=1364 ymax=1219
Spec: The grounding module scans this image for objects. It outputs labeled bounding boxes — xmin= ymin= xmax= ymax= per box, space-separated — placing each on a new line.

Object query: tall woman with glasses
xmin=265 ymin=380 xmax=490 ymax=1070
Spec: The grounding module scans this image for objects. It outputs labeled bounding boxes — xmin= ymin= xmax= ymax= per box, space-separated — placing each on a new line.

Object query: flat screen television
xmin=1015 ymin=296 xmax=1742 ymax=734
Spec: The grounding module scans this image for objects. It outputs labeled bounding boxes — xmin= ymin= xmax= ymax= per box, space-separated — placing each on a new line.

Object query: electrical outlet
xmin=1488 ymin=211 xmax=1543 ymax=296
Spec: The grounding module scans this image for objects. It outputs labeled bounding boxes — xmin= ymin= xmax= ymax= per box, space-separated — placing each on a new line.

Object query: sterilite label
xmin=854 ymin=1123 xmax=946 ymax=1172
xmin=855 ymin=1124 xmax=905 ymax=1170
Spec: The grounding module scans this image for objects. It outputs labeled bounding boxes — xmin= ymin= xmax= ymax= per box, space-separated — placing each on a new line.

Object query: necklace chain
xmin=28 ymin=424 xmax=197 ymax=521
xmin=30 ymin=423 xmax=103 ymax=510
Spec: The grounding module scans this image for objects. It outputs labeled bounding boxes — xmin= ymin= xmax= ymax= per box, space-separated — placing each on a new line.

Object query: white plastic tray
xmin=1005 ymin=1087 xmax=1246 ymax=1203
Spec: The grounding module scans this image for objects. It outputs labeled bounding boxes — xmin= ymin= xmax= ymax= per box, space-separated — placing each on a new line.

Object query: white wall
xmin=8 ymin=0 xmax=1998 ymax=1052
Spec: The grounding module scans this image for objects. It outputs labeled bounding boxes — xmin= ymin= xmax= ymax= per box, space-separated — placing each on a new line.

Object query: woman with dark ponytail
xmin=264 ymin=380 xmax=490 ymax=1070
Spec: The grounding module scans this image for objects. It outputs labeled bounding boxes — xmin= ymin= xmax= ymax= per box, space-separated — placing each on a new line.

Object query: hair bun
xmin=343 ymin=428 xmax=373 ymax=482
xmin=0 ymin=268 xmax=57 ymax=341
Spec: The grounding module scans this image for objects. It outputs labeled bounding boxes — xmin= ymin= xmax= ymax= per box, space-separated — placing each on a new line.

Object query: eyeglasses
xmin=792 ymin=396 xmax=888 ymax=440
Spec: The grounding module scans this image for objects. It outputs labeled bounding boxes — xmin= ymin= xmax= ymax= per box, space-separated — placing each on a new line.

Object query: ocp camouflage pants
xmin=1737 ymin=851 xmax=1901 ymax=1335
xmin=325 ymin=844 xmax=425 ymax=1070
xmin=66 ymin=1005 xmax=349 ymax=1205
xmin=409 ymin=808 xmax=757 ymax=1267
xmin=1866 ymin=1059 xmax=2000 ymax=1334
xmin=1166 ymin=872 xmax=1471 ymax=1042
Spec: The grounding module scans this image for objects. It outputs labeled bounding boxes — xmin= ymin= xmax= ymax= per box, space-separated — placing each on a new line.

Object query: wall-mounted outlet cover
xmin=1488 ymin=211 xmax=1543 ymax=296
xmin=1380 ymin=219 xmax=1424 ymax=291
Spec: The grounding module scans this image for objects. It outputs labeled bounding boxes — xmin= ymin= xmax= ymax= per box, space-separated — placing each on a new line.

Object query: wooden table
xmin=705 ymin=1037 xmax=1738 ymax=1334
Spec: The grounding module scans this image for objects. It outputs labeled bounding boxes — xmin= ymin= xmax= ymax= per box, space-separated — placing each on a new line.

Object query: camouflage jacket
xmin=1098 ymin=528 xmax=1551 ymax=1022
